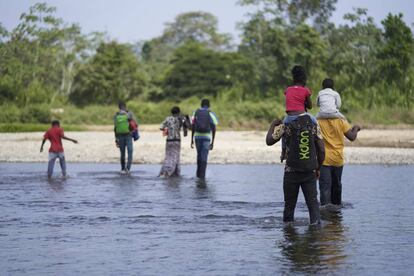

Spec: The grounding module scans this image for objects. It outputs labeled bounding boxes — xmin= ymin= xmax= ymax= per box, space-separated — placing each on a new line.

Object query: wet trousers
xmin=319 ymin=165 xmax=344 ymax=206
xmin=117 ymin=134 xmax=133 ymax=171
xmin=195 ymin=138 xmax=210 ymax=179
xmin=48 ymin=152 xmax=66 ymax=177
xmin=283 ymin=171 xmax=320 ymax=224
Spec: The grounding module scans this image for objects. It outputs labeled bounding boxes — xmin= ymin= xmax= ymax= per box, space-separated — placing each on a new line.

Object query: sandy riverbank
xmin=1 ymin=129 xmax=414 ymax=164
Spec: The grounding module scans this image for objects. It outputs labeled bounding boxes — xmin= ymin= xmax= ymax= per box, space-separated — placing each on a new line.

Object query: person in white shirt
xmin=316 ymin=79 xmax=346 ymax=119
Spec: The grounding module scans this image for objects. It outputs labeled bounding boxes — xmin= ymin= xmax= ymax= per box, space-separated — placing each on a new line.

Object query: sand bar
xmin=1 ymin=129 xmax=414 ymax=164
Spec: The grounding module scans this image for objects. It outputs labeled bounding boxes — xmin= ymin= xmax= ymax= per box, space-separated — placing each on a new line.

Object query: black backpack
xmin=285 ymin=115 xmax=318 ymax=172
xmin=194 ymin=109 xmax=211 ymax=133
xmin=181 ymin=115 xmax=191 ymax=137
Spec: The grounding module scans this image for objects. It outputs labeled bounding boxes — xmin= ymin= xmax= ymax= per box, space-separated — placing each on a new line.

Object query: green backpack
xmin=115 ymin=113 xmax=130 ymax=134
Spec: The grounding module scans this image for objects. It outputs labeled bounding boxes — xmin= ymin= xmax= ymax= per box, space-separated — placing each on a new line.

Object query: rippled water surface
xmin=1 ymin=163 xmax=413 ymax=275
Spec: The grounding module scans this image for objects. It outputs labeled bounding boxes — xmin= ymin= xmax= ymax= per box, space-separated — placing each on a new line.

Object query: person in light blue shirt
xmin=191 ymin=99 xmax=218 ymax=179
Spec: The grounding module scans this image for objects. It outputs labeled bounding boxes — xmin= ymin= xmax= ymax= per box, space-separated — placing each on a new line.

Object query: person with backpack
xmin=266 ymin=114 xmax=325 ymax=225
xmin=191 ymin=99 xmax=218 ymax=179
xmin=114 ymin=102 xmax=138 ymax=175
xmin=280 ymin=65 xmax=313 ymax=163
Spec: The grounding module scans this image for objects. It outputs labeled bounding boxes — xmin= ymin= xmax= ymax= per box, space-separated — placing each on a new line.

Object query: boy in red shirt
xmin=281 ymin=65 xmax=316 ymax=162
xmin=40 ymin=120 xmax=78 ymax=178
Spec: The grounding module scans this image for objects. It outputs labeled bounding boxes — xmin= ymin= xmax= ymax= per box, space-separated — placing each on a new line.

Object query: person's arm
xmin=191 ymin=125 xmax=195 ymax=148
xmin=114 ymin=127 xmax=119 ymax=147
xmin=266 ymin=119 xmax=283 ymax=146
xmin=305 ymin=95 xmax=313 ymax=110
xmin=314 ymin=137 xmax=325 ymax=179
xmin=114 ymin=114 xmax=117 ymax=136
xmin=316 ymin=95 xmax=320 ymax=107
xmin=314 ymin=123 xmax=325 ymax=178
xmin=60 ymin=128 xmax=77 ymax=144
xmin=344 ymin=125 xmax=361 ymax=141
xmin=335 ymin=93 xmax=342 ymax=109
xmin=62 ymin=136 xmax=78 ymax=144
xmin=113 ymin=114 xmax=119 ymax=146
xmin=210 ymin=126 xmax=216 ymax=150
xmin=190 ymin=112 xmax=196 ymax=148
xmin=160 ymin=119 xmax=167 ymax=131
xmin=40 ymin=138 xmax=46 ymax=152
xmin=209 ymin=111 xmax=218 ymax=150
xmin=315 ymin=137 xmax=325 ymax=168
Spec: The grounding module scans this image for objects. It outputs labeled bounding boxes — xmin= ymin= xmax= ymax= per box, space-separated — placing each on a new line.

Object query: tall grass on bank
xmin=0 ymin=99 xmax=413 ymax=132
xmin=0 ymin=123 xmax=85 ymax=132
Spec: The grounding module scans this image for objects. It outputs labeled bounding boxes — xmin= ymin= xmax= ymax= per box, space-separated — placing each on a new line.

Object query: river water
xmin=0 ymin=163 xmax=413 ymax=275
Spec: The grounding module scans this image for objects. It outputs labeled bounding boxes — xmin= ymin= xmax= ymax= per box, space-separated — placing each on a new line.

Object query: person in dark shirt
xmin=191 ymin=99 xmax=219 ymax=179
xmin=266 ymin=115 xmax=325 ymax=225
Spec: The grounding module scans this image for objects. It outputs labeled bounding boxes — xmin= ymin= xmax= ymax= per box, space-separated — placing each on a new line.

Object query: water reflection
xmin=47 ymin=177 xmax=66 ymax=192
xmin=279 ymin=210 xmax=347 ymax=274
xmin=162 ymin=176 xmax=182 ymax=190
xmin=193 ymin=178 xmax=216 ymax=200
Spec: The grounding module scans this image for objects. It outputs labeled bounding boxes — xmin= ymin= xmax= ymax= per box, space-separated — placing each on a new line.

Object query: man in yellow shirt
xmin=317 ymin=118 xmax=361 ymax=206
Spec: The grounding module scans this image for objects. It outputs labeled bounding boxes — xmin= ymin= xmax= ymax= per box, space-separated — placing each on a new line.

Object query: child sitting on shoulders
xmin=316 ymin=78 xmax=346 ymax=120
xmin=284 ymin=65 xmax=313 ymax=121
xmin=280 ymin=65 xmax=316 ymax=162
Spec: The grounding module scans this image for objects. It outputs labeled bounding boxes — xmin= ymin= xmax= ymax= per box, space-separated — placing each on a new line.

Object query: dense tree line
xmin=0 ymin=1 xmax=413 ymax=116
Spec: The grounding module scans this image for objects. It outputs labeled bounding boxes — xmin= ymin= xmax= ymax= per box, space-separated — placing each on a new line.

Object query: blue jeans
xmin=195 ymin=138 xmax=210 ymax=178
xmin=319 ymin=165 xmax=344 ymax=206
xmin=117 ymin=134 xmax=133 ymax=170
xmin=48 ymin=152 xmax=66 ymax=177
xmin=283 ymin=113 xmax=317 ymax=124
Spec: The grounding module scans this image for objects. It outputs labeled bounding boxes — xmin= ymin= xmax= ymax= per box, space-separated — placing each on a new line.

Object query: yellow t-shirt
xmin=318 ymin=118 xmax=352 ymax=166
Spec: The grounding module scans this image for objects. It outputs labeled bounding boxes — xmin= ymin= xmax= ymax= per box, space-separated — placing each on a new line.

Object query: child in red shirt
xmin=40 ymin=120 xmax=78 ymax=178
xmin=284 ymin=65 xmax=312 ymax=116
xmin=281 ymin=65 xmax=314 ymax=162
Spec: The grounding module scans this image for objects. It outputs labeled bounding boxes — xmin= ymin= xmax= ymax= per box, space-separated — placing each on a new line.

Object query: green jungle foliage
xmin=0 ymin=1 xmax=413 ymax=129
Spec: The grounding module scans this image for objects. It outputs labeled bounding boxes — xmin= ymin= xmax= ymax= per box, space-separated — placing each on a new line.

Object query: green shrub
xmin=0 ymin=105 xmax=21 ymax=123
xmin=0 ymin=96 xmax=412 ymax=130
xmin=20 ymin=105 xmax=51 ymax=124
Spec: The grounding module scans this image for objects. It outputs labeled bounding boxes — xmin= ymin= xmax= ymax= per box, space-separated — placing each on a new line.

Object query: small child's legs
xmin=316 ymin=111 xmax=346 ymax=120
xmin=281 ymin=116 xmax=296 ymax=163
xmin=281 ymin=136 xmax=287 ymax=162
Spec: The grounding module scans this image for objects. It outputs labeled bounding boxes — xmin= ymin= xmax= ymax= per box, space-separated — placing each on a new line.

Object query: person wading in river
xmin=317 ymin=118 xmax=361 ymax=206
xmin=266 ymin=114 xmax=325 ymax=225
xmin=191 ymin=99 xmax=218 ymax=179
xmin=114 ymin=102 xmax=137 ymax=175
xmin=40 ymin=120 xmax=78 ymax=178
xmin=159 ymin=106 xmax=190 ymax=177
